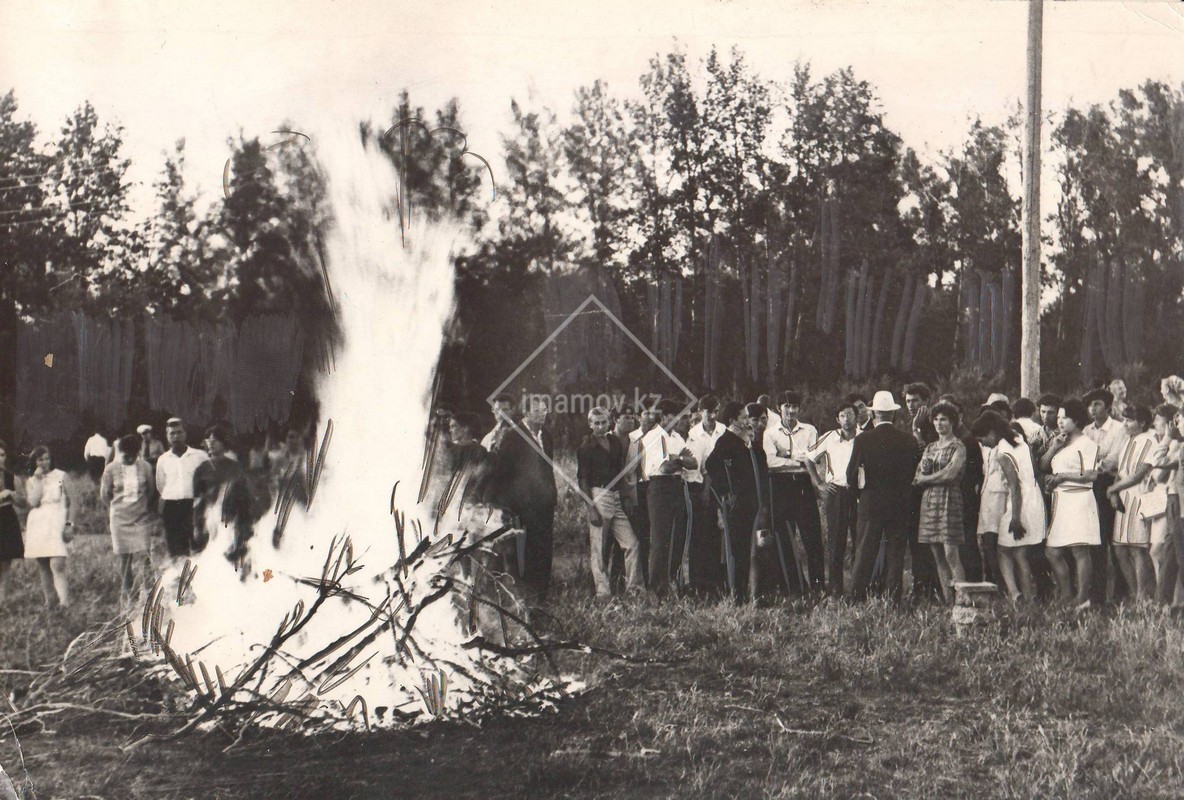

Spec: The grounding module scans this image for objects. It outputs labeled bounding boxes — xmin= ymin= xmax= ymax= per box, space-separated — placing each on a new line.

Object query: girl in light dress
xmin=971 ymin=411 xmax=1047 ymax=605
xmin=100 ymin=434 xmax=156 ymax=604
xmin=23 ymin=446 xmax=73 ymax=609
xmin=1105 ymin=404 xmax=1157 ymax=602
xmin=1144 ymin=404 xmax=1180 ymax=603
xmin=1041 ymin=399 xmax=1101 ymax=611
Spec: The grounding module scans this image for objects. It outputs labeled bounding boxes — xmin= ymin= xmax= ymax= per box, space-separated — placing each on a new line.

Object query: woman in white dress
xmin=1105 ymin=404 xmax=1158 ymax=601
xmin=1143 ymin=404 xmax=1180 ymax=603
xmin=972 ymin=410 xmax=1047 ymax=605
xmin=1040 ymin=399 xmax=1101 ymax=611
xmin=24 ymin=446 xmax=72 ymax=608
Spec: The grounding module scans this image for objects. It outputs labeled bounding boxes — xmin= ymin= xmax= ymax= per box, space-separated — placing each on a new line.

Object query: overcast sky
xmin=1 ymin=0 xmax=1181 ymax=213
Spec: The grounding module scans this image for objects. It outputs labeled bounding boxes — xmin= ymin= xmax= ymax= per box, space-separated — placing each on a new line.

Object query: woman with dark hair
xmin=912 ymin=401 xmax=967 ymax=602
xmin=0 ymin=441 xmax=25 ymax=603
xmin=100 ymin=434 xmax=156 ymax=603
xmin=972 ymin=411 xmax=1047 ymax=604
xmin=23 ymin=446 xmax=72 ymax=608
xmin=1041 ymin=398 xmax=1100 ymax=610
xmin=1105 ymin=403 xmax=1157 ymax=601
xmin=1145 ymin=404 xmax=1180 ymax=602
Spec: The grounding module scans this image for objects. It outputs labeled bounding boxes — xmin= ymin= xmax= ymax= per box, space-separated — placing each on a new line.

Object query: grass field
xmin=4 ymin=474 xmax=1184 ymax=798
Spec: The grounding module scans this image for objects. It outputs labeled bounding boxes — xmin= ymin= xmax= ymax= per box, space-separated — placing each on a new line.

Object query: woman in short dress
xmin=1105 ymin=404 xmax=1158 ymax=601
xmin=24 ymin=446 xmax=72 ymax=609
xmin=0 ymin=440 xmax=25 ymax=603
xmin=1144 ymin=404 xmax=1180 ymax=603
xmin=972 ymin=411 xmax=1047 ymax=604
xmin=1041 ymin=398 xmax=1101 ymax=610
xmin=100 ymin=434 xmax=156 ymax=603
xmin=913 ymin=401 xmax=967 ymax=603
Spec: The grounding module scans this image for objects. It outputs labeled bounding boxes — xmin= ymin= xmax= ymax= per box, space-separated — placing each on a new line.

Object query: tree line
xmin=1 ymin=46 xmax=1181 ymax=445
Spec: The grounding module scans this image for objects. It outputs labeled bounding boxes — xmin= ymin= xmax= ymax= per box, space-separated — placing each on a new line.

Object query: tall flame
xmin=143 ymin=124 xmax=549 ymax=729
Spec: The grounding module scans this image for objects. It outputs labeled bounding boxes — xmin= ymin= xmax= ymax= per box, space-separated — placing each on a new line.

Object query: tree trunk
xmin=891 ymin=270 xmax=915 ymax=369
xmin=843 ymin=271 xmax=857 ymax=377
xmin=852 ymin=259 xmax=870 ymax=378
xmin=1122 ymin=259 xmax=1141 ymax=365
xmin=1105 ymin=258 xmax=1125 ymax=371
xmin=711 ymin=277 xmax=723 ymax=390
xmin=1001 ymin=267 xmax=1016 ymax=378
xmin=782 ymin=260 xmax=798 ymax=382
xmin=990 ymin=277 xmax=1004 ymax=375
xmin=860 ymin=274 xmax=876 ymax=379
xmin=869 ymin=268 xmax=892 ymax=376
xmin=825 ymin=199 xmax=842 ymax=334
xmin=751 ymin=250 xmax=763 ymax=381
xmin=817 ymin=200 xmax=830 ymax=332
xmin=1092 ymin=258 xmax=1113 ymax=373
xmin=964 ymin=269 xmax=980 ymax=371
xmin=703 ymin=238 xmax=717 ymax=387
xmin=1130 ymin=265 xmax=1145 ymax=365
xmin=978 ymin=271 xmax=991 ymax=373
xmin=1080 ymin=265 xmax=1096 ymax=386
xmin=673 ymin=276 xmax=684 ymax=366
xmin=653 ymin=278 xmax=663 ymax=378
xmin=766 ymin=247 xmax=782 ymax=381
xmin=902 ymin=283 xmax=927 ymax=373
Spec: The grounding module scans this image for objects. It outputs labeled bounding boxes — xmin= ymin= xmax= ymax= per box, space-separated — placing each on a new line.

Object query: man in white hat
xmin=846 ymin=391 xmax=921 ymax=603
xmin=137 ymin=424 xmax=166 ymax=468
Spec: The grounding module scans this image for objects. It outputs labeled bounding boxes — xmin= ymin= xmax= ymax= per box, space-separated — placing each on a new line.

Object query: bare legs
xmin=929 ymin=543 xmax=965 ymax=603
xmin=997 ymin=545 xmax=1037 ymax=604
xmin=1151 ymin=539 xmax=1176 ymax=605
xmin=36 ymin=557 xmax=69 ymax=608
xmin=1113 ymin=544 xmax=1156 ymax=601
xmin=1046 ymin=545 xmax=1092 ymax=607
xmin=117 ymin=553 xmax=152 ymax=602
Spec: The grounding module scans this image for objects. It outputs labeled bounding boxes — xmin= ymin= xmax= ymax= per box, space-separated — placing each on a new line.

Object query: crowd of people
xmin=440 ymin=376 xmax=1184 ymax=613
xmin=0 ymin=421 xmax=312 ymax=609
xmin=4 ymin=375 xmax=1181 ymax=616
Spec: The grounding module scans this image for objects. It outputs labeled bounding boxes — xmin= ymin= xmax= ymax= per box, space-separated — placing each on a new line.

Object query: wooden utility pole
xmin=1020 ymin=0 xmax=1043 ymax=397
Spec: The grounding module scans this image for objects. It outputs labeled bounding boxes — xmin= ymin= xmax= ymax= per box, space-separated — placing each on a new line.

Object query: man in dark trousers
xmin=489 ymin=395 xmax=558 ymax=603
xmin=764 ymin=390 xmax=823 ymax=594
xmin=155 ymin=418 xmax=210 ymax=560
xmin=847 ymin=391 xmax=921 ymax=604
xmin=640 ymin=399 xmax=697 ymax=595
xmin=705 ymin=401 xmax=774 ymax=602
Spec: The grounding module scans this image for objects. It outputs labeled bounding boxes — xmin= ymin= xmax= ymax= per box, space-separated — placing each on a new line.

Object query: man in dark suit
xmin=488 ymin=394 xmax=558 ymax=603
xmin=847 ymin=391 xmax=921 ymax=604
xmin=705 ymin=401 xmax=776 ymax=602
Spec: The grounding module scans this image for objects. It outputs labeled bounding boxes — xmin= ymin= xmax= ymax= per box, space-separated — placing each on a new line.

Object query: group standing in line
xmin=0 ymin=420 xmax=313 ymax=609
xmin=442 ymin=376 xmax=1184 ymax=612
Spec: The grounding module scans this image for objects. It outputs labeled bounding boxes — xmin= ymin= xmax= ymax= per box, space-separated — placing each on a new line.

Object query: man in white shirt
xmin=1012 ymin=398 xmax=1043 ymax=443
xmin=764 ymin=390 xmax=823 ymax=593
xmin=155 ymin=417 xmax=210 ymax=558
xmin=84 ymin=428 xmax=112 ymax=483
xmin=642 ymin=399 xmax=697 ymax=595
xmin=627 ymin=406 xmax=660 ymax=578
xmin=804 ymin=399 xmax=860 ymax=596
xmin=684 ymin=396 xmax=725 ymax=592
xmin=1083 ymin=387 xmax=1125 ymax=604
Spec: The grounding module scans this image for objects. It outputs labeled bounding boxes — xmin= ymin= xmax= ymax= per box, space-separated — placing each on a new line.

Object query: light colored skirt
xmin=24 ymin=503 xmax=67 ymax=559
